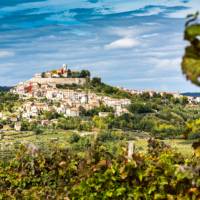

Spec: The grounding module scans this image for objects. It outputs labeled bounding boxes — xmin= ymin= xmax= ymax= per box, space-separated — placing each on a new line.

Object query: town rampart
xmin=29 ymin=78 xmax=86 ymax=85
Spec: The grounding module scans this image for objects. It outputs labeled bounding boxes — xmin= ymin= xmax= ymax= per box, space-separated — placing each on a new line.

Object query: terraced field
xmin=135 ymin=138 xmax=195 ymax=157
xmin=0 ymin=130 xmax=195 ymax=161
xmin=0 ymin=130 xmax=73 ymax=161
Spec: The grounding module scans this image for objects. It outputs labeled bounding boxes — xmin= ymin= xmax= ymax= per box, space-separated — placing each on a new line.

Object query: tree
xmin=42 ymin=111 xmax=60 ymax=120
xmin=21 ymin=120 xmax=30 ymax=131
xmin=41 ymin=72 xmax=46 ymax=78
xmin=141 ymin=92 xmax=150 ymax=100
xmin=182 ymin=12 xmax=200 ymax=86
xmin=128 ymin=102 xmax=153 ymax=114
xmin=93 ymin=116 xmax=108 ymax=130
xmin=91 ymin=77 xmax=101 ymax=86
xmin=80 ymin=70 xmax=91 ymax=78
xmin=34 ymin=127 xmax=44 ymax=135
xmin=68 ymin=133 xmax=81 ymax=143
xmin=67 ymin=69 xmax=72 ymax=77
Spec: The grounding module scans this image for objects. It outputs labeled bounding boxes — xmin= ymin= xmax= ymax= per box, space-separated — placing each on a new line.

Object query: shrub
xmin=97 ymin=130 xmax=124 ymax=142
xmin=68 ymin=133 xmax=81 ymax=143
xmin=34 ymin=127 xmax=44 ymax=135
xmin=128 ymin=102 xmax=153 ymax=114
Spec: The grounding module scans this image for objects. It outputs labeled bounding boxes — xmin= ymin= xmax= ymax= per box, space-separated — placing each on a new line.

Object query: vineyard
xmin=0 ymin=137 xmax=199 ymax=199
xmin=0 ymin=129 xmax=195 ymax=160
xmin=0 ymin=129 xmax=199 ymax=199
xmin=0 ymin=130 xmax=71 ymax=161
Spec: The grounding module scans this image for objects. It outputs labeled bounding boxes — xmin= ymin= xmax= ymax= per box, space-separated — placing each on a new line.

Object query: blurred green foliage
xmin=182 ymin=12 xmax=200 ymax=86
xmin=0 ymin=139 xmax=199 ymax=199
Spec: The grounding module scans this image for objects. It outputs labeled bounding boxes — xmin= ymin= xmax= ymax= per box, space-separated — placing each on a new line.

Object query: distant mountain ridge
xmin=0 ymin=86 xmax=12 ymax=91
xmin=181 ymin=92 xmax=200 ymax=97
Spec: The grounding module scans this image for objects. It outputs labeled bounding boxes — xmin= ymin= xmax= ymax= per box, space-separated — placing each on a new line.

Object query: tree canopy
xmin=182 ymin=12 xmax=200 ymax=86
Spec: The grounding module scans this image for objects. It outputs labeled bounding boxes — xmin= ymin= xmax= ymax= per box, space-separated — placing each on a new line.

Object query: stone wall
xmin=29 ymin=77 xmax=87 ymax=85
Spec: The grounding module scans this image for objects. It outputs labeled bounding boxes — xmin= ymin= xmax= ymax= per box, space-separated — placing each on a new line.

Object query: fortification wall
xmin=29 ymin=78 xmax=87 ymax=85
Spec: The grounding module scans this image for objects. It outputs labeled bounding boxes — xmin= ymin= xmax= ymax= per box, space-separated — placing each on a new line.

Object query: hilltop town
xmin=5 ymin=65 xmax=130 ymax=129
xmin=0 ymin=64 xmax=199 ymax=134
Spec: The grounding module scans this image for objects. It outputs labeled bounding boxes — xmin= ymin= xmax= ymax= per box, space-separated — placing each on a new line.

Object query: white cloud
xmin=153 ymin=58 xmax=181 ymax=70
xmin=105 ymin=37 xmax=139 ymax=50
xmin=134 ymin=7 xmax=163 ymax=17
xmin=167 ymin=1 xmax=200 ymax=19
xmin=141 ymin=33 xmax=159 ymax=38
xmin=104 ymin=25 xmax=154 ymax=50
xmin=0 ymin=50 xmax=15 ymax=58
xmin=106 ymin=26 xmax=146 ymax=38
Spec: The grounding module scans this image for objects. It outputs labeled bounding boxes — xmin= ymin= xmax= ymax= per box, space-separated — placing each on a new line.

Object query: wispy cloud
xmin=105 ymin=37 xmax=139 ymax=50
xmin=0 ymin=50 xmax=15 ymax=58
xmin=104 ymin=26 xmax=143 ymax=50
xmin=152 ymin=58 xmax=181 ymax=71
xmin=0 ymin=0 xmax=199 ymax=92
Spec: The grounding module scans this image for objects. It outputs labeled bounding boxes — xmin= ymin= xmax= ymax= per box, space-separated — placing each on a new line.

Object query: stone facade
xmin=29 ymin=77 xmax=86 ymax=85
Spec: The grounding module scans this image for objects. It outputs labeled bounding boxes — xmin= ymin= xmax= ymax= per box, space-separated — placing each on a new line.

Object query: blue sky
xmin=0 ymin=0 xmax=200 ymax=92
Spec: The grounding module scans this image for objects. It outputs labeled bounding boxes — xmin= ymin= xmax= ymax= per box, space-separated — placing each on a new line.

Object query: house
xmin=56 ymin=104 xmax=67 ymax=114
xmin=99 ymin=112 xmax=110 ymax=117
xmin=22 ymin=102 xmax=50 ymax=119
xmin=22 ymin=112 xmax=31 ymax=119
xmin=41 ymin=120 xmax=50 ymax=126
xmin=52 ymin=74 xmax=60 ymax=78
xmin=10 ymin=116 xmax=18 ymax=122
xmin=65 ymin=107 xmax=79 ymax=117
xmin=80 ymin=94 xmax=88 ymax=104
xmin=0 ymin=112 xmax=3 ymax=118
xmin=44 ymin=72 xmax=52 ymax=78
xmin=51 ymin=119 xmax=58 ymax=125
xmin=195 ymin=97 xmax=200 ymax=103
xmin=14 ymin=122 xmax=21 ymax=131
xmin=115 ymin=107 xmax=129 ymax=116
xmin=187 ymin=96 xmax=195 ymax=104
xmin=34 ymin=73 xmax=42 ymax=78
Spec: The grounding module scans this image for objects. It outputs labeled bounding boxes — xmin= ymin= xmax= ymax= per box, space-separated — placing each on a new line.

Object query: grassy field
xmin=0 ymin=130 xmax=74 ymax=147
xmin=0 ymin=130 xmax=196 ymax=160
xmin=135 ymin=138 xmax=195 ymax=157
xmin=0 ymin=130 xmax=75 ymax=160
